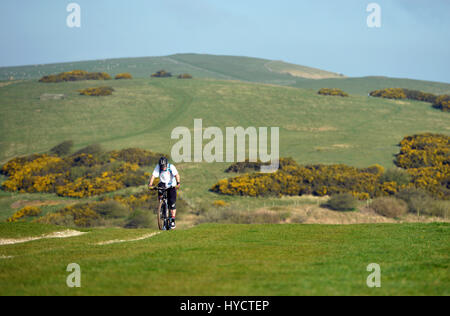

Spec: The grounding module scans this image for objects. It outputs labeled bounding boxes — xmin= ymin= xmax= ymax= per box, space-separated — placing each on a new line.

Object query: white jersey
xmin=152 ymin=163 xmax=178 ymax=188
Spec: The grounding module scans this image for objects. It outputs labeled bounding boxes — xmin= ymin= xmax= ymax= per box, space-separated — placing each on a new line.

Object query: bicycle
xmin=150 ymin=185 xmax=172 ymax=231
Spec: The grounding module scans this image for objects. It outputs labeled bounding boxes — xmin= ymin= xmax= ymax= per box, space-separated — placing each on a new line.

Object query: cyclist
xmin=148 ymin=157 xmax=181 ymax=229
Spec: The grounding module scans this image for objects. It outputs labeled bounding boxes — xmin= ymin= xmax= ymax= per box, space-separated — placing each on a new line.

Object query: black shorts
xmin=159 ymin=186 xmax=177 ymax=210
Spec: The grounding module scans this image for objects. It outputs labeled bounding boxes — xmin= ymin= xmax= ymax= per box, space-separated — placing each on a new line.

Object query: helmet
xmin=159 ymin=156 xmax=168 ymax=170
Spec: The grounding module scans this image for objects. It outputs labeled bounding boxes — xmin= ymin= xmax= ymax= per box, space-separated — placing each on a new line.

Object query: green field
xmin=0 ymin=55 xmax=449 ymax=296
xmin=0 ymin=222 xmax=448 ymax=295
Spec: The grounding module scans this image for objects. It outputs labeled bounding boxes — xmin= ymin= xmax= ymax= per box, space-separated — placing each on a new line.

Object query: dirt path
xmin=0 ymin=230 xmax=87 ymax=246
xmin=95 ymin=232 xmax=160 ymax=245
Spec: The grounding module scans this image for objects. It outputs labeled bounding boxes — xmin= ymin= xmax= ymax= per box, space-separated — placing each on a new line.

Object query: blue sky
xmin=1 ymin=0 xmax=449 ymax=82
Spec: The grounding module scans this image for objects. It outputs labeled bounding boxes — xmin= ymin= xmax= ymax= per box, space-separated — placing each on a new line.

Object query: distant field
xmin=1 ymin=54 xmax=449 ymax=95
xmin=0 ymin=222 xmax=448 ymax=295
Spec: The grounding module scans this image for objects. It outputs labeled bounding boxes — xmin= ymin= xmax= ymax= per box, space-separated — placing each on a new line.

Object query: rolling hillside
xmin=1 ymin=54 xmax=450 ymax=96
xmin=1 ymin=76 xmax=449 ymax=210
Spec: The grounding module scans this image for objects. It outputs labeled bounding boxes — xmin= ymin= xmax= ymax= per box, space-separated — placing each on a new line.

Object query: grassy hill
xmin=0 ymin=222 xmax=448 ymax=295
xmin=1 ymin=76 xmax=449 ymax=210
xmin=0 ymin=55 xmax=449 ymax=296
xmin=1 ymin=54 xmax=449 ymax=95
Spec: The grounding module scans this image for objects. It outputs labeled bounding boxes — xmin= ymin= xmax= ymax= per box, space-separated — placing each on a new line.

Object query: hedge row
xmin=369 ymin=88 xmax=450 ymax=112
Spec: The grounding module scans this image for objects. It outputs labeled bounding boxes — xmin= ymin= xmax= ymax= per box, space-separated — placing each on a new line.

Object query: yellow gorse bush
xmin=39 ymin=70 xmax=112 ymax=83
xmin=0 ymin=148 xmax=160 ymax=198
xmin=7 ymin=206 xmax=42 ymax=223
xmin=318 ymin=88 xmax=349 ymax=97
xmin=394 ymin=133 xmax=449 ymax=199
xmin=212 ymin=134 xmax=449 ymax=200
xmin=78 ymin=86 xmax=114 ymax=96
xmin=115 ymin=73 xmax=133 ymax=80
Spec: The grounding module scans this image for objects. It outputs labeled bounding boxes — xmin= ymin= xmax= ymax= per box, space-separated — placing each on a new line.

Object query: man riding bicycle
xmin=148 ymin=157 xmax=181 ymax=229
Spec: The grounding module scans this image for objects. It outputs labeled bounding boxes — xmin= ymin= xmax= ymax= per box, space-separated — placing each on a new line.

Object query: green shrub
xmin=74 ymin=144 xmax=103 ymax=156
xmin=91 ymin=200 xmax=131 ymax=219
xmin=396 ymin=187 xmax=430 ymax=215
xmin=379 ymin=168 xmax=411 ymax=186
xmin=225 ymin=159 xmax=269 ymax=173
xmin=122 ymin=170 xmax=146 ymax=187
xmin=323 ymin=193 xmax=357 ymax=211
xmin=427 ymin=200 xmax=449 ymax=218
xmin=124 ymin=210 xmax=152 ymax=228
xmin=109 ymin=148 xmax=165 ymax=166
xmin=50 ymin=140 xmax=74 ymax=156
xmin=370 ymin=197 xmax=408 ymax=218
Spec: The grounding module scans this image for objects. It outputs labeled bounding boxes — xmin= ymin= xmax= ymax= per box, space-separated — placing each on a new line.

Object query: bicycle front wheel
xmin=157 ymin=200 xmax=165 ymax=231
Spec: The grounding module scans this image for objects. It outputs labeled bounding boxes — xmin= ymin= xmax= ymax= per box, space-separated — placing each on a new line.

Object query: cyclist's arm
xmin=148 ymin=175 xmax=155 ymax=187
xmin=175 ymin=174 xmax=181 ymax=189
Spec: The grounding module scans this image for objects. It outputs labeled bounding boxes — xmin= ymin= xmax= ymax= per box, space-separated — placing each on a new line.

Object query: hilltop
xmin=1 ymin=54 xmax=450 ymax=95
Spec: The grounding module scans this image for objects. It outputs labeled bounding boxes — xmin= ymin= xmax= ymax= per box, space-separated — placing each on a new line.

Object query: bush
xmin=225 ymin=160 xmax=269 ymax=173
xmin=177 ymin=74 xmax=192 ymax=79
xmin=73 ymin=144 xmax=103 ymax=156
xmin=39 ymin=70 xmax=111 ymax=83
xmin=369 ymin=88 xmax=406 ymax=99
xmin=432 ymin=95 xmax=450 ymax=112
xmin=396 ymin=188 xmax=449 ymax=217
xmin=7 ymin=206 xmax=42 ymax=222
xmin=109 ymin=148 xmax=165 ymax=166
xmin=79 ymin=86 xmax=114 ymax=96
xmin=151 ymin=70 xmax=172 ymax=78
xmin=427 ymin=200 xmax=449 ymax=218
xmin=396 ymin=187 xmax=430 ymax=215
xmin=369 ymin=88 xmax=449 ymax=112
xmin=124 ymin=210 xmax=152 ymax=228
xmin=322 ymin=193 xmax=357 ymax=211
xmin=37 ymin=204 xmax=102 ymax=227
xmin=91 ymin=200 xmax=131 ymax=219
xmin=50 ymin=140 xmax=74 ymax=156
xmin=318 ymin=88 xmax=349 ymax=97
xmin=115 ymin=73 xmax=133 ymax=80
xmin=379 ymin=168 xmax=411 ymax=186
xmin=370 ymin=197 xmax=408 ymax=218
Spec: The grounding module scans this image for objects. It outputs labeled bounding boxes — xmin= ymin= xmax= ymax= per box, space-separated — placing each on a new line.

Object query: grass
xmin=0 ymin=222 xmax=448 ymax=295
xmin=0 ymin=76 xmax=449 ymax=210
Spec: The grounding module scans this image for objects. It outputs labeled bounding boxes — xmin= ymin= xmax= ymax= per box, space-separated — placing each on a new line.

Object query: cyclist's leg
xmin=168 ymin=187 xmax=177 ymax=221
